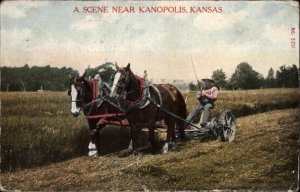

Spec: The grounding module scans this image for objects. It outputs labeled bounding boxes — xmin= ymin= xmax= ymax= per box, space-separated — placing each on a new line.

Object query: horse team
xmin=68 ymin=63 xmax=187 ymax=155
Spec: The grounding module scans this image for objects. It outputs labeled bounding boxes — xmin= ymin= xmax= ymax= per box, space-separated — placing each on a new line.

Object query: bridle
xmin=113 ymin=68 xmax=149 ymax=109
xmin=68 ymin=74 xmax=129 ymax=124
xmin=114 ymin=69 xmax=131 ymax=98
xmin=69 ymin=77 xmax=84 ymax=103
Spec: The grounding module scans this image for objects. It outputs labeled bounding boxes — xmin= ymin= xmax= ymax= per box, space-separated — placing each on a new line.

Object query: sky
xmin=1 ymin=0 xmax=299 ymax=82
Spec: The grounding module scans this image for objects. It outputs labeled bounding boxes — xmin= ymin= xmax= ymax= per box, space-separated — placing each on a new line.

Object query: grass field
xmin=184 ymin=88 xmax=299 ymax=118
xmin=1 ymin=108 xmax=299 ymax=191
xmin=1 ymin=92 xmax=89 ymax=171
xmin=1 ymin=88 xmax=299 ymax=172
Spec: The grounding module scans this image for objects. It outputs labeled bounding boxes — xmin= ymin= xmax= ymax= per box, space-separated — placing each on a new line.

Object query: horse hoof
xmin=88 ymin=142 xmax=98 ymax=157
xmin=162 ymin=149 xmax=168 ymax=154
xmin=161 ymin=143 xmax=169 ymax=153
xmin=128 ymin=140 xmax=133 ymax=150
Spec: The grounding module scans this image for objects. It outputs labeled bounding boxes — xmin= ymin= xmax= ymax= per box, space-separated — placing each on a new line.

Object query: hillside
xmin=1 ymin=108 xmax=299 ymax=191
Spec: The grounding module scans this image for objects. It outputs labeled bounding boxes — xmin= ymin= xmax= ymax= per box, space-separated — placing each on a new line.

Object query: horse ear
xmin=68 ymin=73 xmax=74 ymax=81
xmin=115 ymin=62 xmax=120 ymax=70
xmin=78 ymin=71 xmax=86 ymax=81
xmin=125 ymin=63 xmax=130 ymax=70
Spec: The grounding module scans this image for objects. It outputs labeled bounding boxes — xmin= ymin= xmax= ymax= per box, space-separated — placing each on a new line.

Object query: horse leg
xmin=130 ymin=124 xmax=139 ymax=155
xmin=148 ymin=120 xmax=158 ymax=152
xmin=177 ymin=119 xmax=186 ymax=142
xmin=89 ymin=120 xmax=101 ymax=156
xmin=90 ymin=128 xmax=102 ymax=156
xmin=163 ymin=118 xmax=176 ymax=153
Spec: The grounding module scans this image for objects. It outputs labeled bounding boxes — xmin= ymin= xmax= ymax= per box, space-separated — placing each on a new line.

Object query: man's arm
xmin=202 ymin=87 xmax=218 ymax=100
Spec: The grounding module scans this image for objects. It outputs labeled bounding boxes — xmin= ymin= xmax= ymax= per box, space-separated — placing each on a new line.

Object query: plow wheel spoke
xmin=218 ymin=110 xmax=236 ymax=142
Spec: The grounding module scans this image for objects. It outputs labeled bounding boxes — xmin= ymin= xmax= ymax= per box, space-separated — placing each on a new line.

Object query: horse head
xmin=110 ymin=63 xmax=132 ymax=98
xmin=68 ymin=72 xmax=91 ymax=117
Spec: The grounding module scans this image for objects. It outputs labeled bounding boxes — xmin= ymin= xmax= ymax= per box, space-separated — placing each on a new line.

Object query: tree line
xmin=189 ymin=62 xmax=299 ymax=90
xmin=0 ymin=64 xmax=79 ymax=91
xmin=0 ymin=63 xmax=116 ymax=92
xmin=1 ymin=62 xmax=299 ymax=92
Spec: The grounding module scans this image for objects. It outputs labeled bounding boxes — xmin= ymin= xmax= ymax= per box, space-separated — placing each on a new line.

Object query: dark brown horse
xmin=68 ymin=72 xmax=125 ymax=156
xmin=110 ymin=63 xmax=187 ymax=153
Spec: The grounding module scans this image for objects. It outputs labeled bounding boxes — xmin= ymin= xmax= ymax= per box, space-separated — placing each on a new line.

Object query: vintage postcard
xmin=1 ymin=0 xmax=299 ymax=191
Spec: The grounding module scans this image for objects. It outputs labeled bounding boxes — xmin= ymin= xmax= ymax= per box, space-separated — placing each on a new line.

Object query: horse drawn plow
xmin=68 ymin=63 xmax=237 ymax=155
xmin=86 ymin=97 xmax=236 ymax=143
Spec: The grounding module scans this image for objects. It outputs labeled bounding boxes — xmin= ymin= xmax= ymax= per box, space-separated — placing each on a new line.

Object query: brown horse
xmin=110 ymin=63 xmax=187 ymax=153
xmin=68 ymin=72 xmax=125 ymax=156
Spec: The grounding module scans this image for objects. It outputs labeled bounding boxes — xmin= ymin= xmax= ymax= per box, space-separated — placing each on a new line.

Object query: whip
xmin=189 ymin=51 xmax=201 ymax=90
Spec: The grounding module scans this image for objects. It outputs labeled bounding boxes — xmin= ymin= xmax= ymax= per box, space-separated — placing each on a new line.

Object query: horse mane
xmin=83 ymin=77 xmax=93 ymax=90
xmin=126 ymin=67 xmax=143 ymax=87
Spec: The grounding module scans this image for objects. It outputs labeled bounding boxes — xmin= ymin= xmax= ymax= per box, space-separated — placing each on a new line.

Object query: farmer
xmin=186 ymin=78 xmax=219 ymax=128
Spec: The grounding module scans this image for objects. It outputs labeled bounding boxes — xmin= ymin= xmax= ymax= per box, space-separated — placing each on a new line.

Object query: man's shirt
xmin=197 ymin=87 xmax=219 ymax=101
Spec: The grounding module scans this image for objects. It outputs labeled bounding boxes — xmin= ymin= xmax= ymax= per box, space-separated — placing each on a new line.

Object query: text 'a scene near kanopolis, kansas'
xmin=74 ymin=6 xmax=223 ymax=14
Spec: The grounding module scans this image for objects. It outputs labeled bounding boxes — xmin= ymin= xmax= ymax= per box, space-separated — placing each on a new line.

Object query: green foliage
xmin=276 ymin=64 xmax=299 ymax=88
xmin=211 ymin=69 xmax=227 ymax=90
xmin=265 ymin=68 xmax=276 ymax=88
xmin=0 ymin=62 xmax=119 ymax=92
xmin=226 ymin=63 xmax=299 ymax=90
xmin=0 ymin=65 xmax=79 ymax=91
xmin=230 ymin=62 xmax=262 ymax=89
xmin=188 ymin=82 xmax=197 ymax=91
xmin=86 ymin=62 xmax=116 ymax=84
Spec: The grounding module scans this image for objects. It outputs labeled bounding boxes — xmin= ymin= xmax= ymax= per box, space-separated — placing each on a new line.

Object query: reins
xmin=70 ymin=74 xmax=147 ymax=126
xmin=84 ymin=79 xmax=127 ymax=122
xmin=124 ymin=77 xmax=145 ymax=104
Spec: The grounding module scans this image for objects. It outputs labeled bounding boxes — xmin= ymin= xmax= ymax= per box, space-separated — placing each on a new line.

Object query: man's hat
xmin=202 ymin=78 xmax=215 ymax=84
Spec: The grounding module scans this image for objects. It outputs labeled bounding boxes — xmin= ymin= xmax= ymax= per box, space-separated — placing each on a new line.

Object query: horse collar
xmin=119 ymin=78 xmax=151 ymax=110
xmin=152 ymin=85 xmax=163 ymax=107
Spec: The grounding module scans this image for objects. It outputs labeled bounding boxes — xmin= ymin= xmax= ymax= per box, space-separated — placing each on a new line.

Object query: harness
xmin=124 ymin=78 xmax=151 ymax=109
xmin=82 ymin=78 xmax=128 ymax=126
xmin=92 ymin=79 xmax=99 ymax=101
xmin=117 ymin=78 xmax=164 ymax=112
xmin=72 ymin=75 xmax=163 ymax=128
xmin=151 ymin=84 xmax=163 ymax=107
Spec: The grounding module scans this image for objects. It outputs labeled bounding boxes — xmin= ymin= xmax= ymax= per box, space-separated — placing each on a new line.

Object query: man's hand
xmin=198 ymin=94 xmax=209 ymax=104
xmin=196 ymin=91 xmax=202 ymax=99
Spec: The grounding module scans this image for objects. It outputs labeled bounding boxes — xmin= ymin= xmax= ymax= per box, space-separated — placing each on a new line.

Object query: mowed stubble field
xmin=0 ymin=88 xmax=299 ymax=190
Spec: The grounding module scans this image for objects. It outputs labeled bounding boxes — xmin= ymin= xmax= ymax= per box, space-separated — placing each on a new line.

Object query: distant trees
xmin=265 ymin=68 xmax=276 ymax=88
xmin=276 ymin=64 xmax=299 ymax=88
xmin=2 ymin=62 xmax=299 ymax=92
xmin=211 ymin=69 xmax=227 ymax=90
xmin=188 ymin=82 xmax=197 ymax=91
xmin=230 ymin=62 xmax=262 ymax=89
xmin=207 ymin=63 xmax=299 ymax=91
xmin=173 ymin=79 xmax=189 ymax=91
xmin=1 ymin=65 xmax=79 ymax=91
xmin=0 ymin=63 xmax=119 ymax=92
xmin=86 ymin=62 xmax=116 ymax=83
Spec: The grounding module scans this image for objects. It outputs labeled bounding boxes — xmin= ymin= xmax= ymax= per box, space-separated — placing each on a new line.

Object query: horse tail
xmin=175 ymin=88 xmax=187 ymax=140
